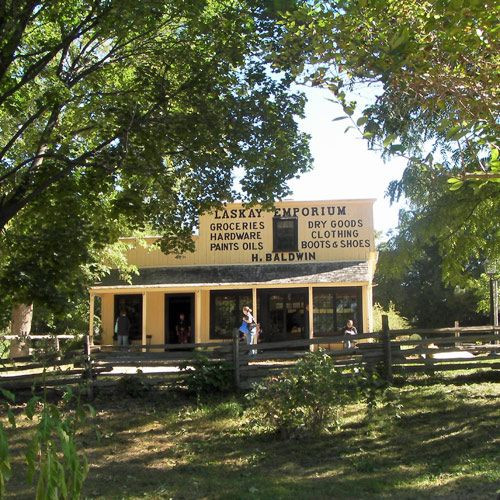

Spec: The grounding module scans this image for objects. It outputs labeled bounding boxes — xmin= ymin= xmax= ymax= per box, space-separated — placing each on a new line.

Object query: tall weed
xmin=0 ymin=386 xmax=93 ymax=499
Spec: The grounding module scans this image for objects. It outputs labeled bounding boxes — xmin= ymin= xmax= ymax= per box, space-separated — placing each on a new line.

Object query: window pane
xmin=211 ymin=291 xmax=251 ymax=339
xmin=264 ymin=290 xmax=307 ymax=341
xmin=273 ymin=217 xmax=298 ymax=252
xmin=336 ymin=294 xmax=359 ymax=331
xmin=313 ymin=288 xmax=362 ymax=336
xmin=313 ymin=291 xmax=335 ymax=336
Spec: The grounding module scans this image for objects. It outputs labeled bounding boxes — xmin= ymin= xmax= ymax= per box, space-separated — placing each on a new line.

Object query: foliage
xmin=25 ymin=389 xmax=93 ymax=500
xmin=372 ymin=302 xmax=410 ymax=331
xmin=0 ymin=421 xmax=9 ymax=499
xmin=275 ymin=0 xmax=499 ymax=284
xmin=5 ymin=375 xmax=500 ymax=498
xmin=0 ymin=0 xmax=311 ymax=328
xmin=0 ymin=387 xmax=16 ymax=498
xmin=246 ymin=351 xmax=384 ymax=437
xmin=0 ymin=338 xmax=9 ymax=360
xmin=0 ymin=386 xmax=93 ymax=499
xmin=179 ymin=353 xmax=233 ymax=397
xmin=375 ymin=243 xmax=488 ymax=327
xmin=0 ymin=0 xmax=311 ymax=232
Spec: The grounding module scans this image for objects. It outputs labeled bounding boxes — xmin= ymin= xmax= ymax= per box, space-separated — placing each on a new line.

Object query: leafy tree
xmin=0 ymin=0 xmax=312 ymax=329
xmin=375 ymin=243 xmax=487 ymax=327
xmin=0 ymin=0 xmax=311 ymax=237
xmin=274 ymin=0 xmax=499 ymax=283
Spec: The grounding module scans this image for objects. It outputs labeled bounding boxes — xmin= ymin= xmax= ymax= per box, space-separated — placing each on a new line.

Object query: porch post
xmin=89 ymin=292 xmax=95 ymax=345
xmin=252 ymin=287 xmax=258 ymax=346
xmin=362 ymin=284 xmax=370 ymax=333
xmin=366 ymin=283 xmax=374 ymax=332
xmin=142 ymin=292 xmax=147 ymax=346
xmin=308 ymin=285 xmax=314 ymax=351
xmin=195 ymin=290 xmax=202 ymax=343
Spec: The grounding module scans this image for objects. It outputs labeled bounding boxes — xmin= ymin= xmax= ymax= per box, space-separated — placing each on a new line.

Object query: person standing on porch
xmin=115 ymin=309 xmax=130 ymax=346
xmin=240 ymin=306 xmax=257 ymax=355
xmin=175 ymin=313 xmax=191 ymax=344
xmin=343 ymin=319 xmax=357 ymax=349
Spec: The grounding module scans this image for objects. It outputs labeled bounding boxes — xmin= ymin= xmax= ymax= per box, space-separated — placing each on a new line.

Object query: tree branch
xmin=0 ymin=105 xmax=47 ymax=161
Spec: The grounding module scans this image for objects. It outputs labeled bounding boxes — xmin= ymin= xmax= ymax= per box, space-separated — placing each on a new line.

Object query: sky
xmin=287 ymin=86 xmax=407 ymax=236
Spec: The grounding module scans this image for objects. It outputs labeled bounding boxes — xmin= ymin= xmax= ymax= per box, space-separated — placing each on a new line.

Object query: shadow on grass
xmin=393 ymin=369 xmax=500 ymax=387
xmin=5 ymin=382 xmax=499 ymax=500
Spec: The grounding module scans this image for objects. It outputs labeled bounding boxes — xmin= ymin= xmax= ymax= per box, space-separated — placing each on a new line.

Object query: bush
xmin=116 ymin=373 xmax=151 ymax=398
xmin=179 ymin=353 xmax=233 ymax=397
xmin=373 ymin=302 xmax=411 ymax=331
xmin=246 ymin=351 xmax=385 ymax=438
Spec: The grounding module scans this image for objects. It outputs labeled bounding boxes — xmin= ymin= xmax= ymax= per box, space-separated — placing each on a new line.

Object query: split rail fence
xmin=1 ymin=318 xmax=499 ymax=393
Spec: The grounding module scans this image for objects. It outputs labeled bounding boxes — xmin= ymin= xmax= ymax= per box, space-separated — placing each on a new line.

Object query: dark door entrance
xmin=165 ymin=294 xmax=194 ymax=344
xmin=258 ymin=288 xmax=308 ymax=342
xmin=114 ymin=294 xmax=142 ymax=342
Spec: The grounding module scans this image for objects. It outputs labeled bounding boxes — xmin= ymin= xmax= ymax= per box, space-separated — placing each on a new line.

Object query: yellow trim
xmin=142 ymin=292 xmax=147 ymax=346
xmin=195 ymin=290 xmax=202 ymax=343
xmin=92 ymin=281 xmax=371 ymax=295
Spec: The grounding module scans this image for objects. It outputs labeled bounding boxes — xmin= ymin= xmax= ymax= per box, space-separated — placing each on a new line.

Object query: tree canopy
xmin=276 ymin=0 xmax=499 ymax=284
xmin=0 ymin=0 xmax=311 ymax=233
xmin=375 ymin=243 xmax=487 ymax=327
xmin=0 ymin=0 xmax=311 ymax=320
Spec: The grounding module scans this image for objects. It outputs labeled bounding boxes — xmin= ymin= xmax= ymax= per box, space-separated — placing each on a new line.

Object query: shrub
xmin=373 ymin=302 xmax=411 ymax=331
xmin=116 ymin=373 xmax=151 ymax=398
xmin=179 ymin=353 xmax=233 ymax=397
xmin=246 ymin=351 xmax=384 ymax=438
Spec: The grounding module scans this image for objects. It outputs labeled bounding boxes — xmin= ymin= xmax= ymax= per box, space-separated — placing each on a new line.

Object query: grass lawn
xmin=4 ymin=370 xmax=500 ymax=499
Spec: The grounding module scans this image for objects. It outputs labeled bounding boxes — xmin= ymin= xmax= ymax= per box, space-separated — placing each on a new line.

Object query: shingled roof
xmin=95 ymin=261 xmax=370 ymax=288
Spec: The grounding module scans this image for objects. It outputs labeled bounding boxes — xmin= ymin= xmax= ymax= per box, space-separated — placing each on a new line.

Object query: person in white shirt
xmin=343 ymin=319 xmax=357 ymax=349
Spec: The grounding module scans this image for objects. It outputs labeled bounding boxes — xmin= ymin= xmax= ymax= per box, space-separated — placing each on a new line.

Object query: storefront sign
xmin=202 ymin=201 xmax=374 ymax=264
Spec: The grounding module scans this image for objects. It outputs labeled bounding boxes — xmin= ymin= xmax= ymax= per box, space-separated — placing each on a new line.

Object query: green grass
xmin=3 ymin=370 xmax=500 ymax=499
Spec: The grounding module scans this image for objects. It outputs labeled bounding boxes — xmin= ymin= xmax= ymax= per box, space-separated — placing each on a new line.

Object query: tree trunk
xmin=9 ymin=303 xmax=33 ymax=358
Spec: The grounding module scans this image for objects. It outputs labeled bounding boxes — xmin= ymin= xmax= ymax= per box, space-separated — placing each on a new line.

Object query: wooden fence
xmin=0 ymin=319 xmax=498 ymax=393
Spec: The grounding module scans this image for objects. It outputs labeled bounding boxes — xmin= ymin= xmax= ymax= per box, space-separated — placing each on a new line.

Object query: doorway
xmin=114 ymin=294 xmax=142 ymax=342
xmin=165 ymin=294 xmax=195 ymax=344
xmin=258 ymin=288 xmax=308 ymax=342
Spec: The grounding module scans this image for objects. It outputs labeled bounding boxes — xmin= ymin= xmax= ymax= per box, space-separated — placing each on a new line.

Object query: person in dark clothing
xmin=115 ymin=310 xmax=131 ymax=346
xmin=175 ymin=313 xmax=191 ymax=344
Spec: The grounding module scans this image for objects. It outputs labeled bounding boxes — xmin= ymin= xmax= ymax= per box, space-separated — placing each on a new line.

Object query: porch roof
xmin=94 ymin=261 xmax=371 ymax=289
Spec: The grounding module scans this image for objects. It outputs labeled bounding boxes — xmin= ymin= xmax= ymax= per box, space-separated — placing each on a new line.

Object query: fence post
xmin=84 ymin=334 xmax=94 ymax=400
xmin=454 ymin=320 xmax=460 ymax=347
xmin=232 ymin=329 xmax=240 ymax=390
xmin=54 ymin=335 xmax=61 ymax=360
xmin=382 ymin=314 xmax=393 ymax=383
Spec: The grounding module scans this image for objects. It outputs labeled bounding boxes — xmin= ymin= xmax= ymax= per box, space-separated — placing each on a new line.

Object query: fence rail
xmin=1 ymin=321 xmax=498 ymax=392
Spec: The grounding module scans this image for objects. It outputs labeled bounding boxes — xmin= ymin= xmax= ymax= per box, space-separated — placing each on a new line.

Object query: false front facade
xmin=90 ymin=199 xmax=377 ymax=345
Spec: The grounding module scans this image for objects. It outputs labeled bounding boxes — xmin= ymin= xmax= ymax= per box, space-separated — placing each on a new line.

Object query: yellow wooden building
xmin=90 ymin=199 xmax=377 ymax=345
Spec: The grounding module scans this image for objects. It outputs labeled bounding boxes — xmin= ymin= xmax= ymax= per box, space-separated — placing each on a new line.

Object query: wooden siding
xmin=124 ymin=199 xmax=375 ymax=268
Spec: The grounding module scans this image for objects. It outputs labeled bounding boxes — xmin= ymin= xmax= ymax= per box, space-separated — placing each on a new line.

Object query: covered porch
xmin=89 ymin=261 xmax=374 ymax=346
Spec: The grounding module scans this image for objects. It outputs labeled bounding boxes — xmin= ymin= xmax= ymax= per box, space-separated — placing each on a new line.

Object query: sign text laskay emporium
xmin=208 ymin=205 xmax=371 ymax=262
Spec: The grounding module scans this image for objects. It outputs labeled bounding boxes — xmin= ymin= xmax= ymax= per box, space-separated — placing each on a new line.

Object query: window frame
xmin=312 ymin=286 xmax=363 ymax=336
xmin=273 ymin=216 xmax=298 ymax=252
xmin=209 ymin=289 xmax=252 ymax=340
